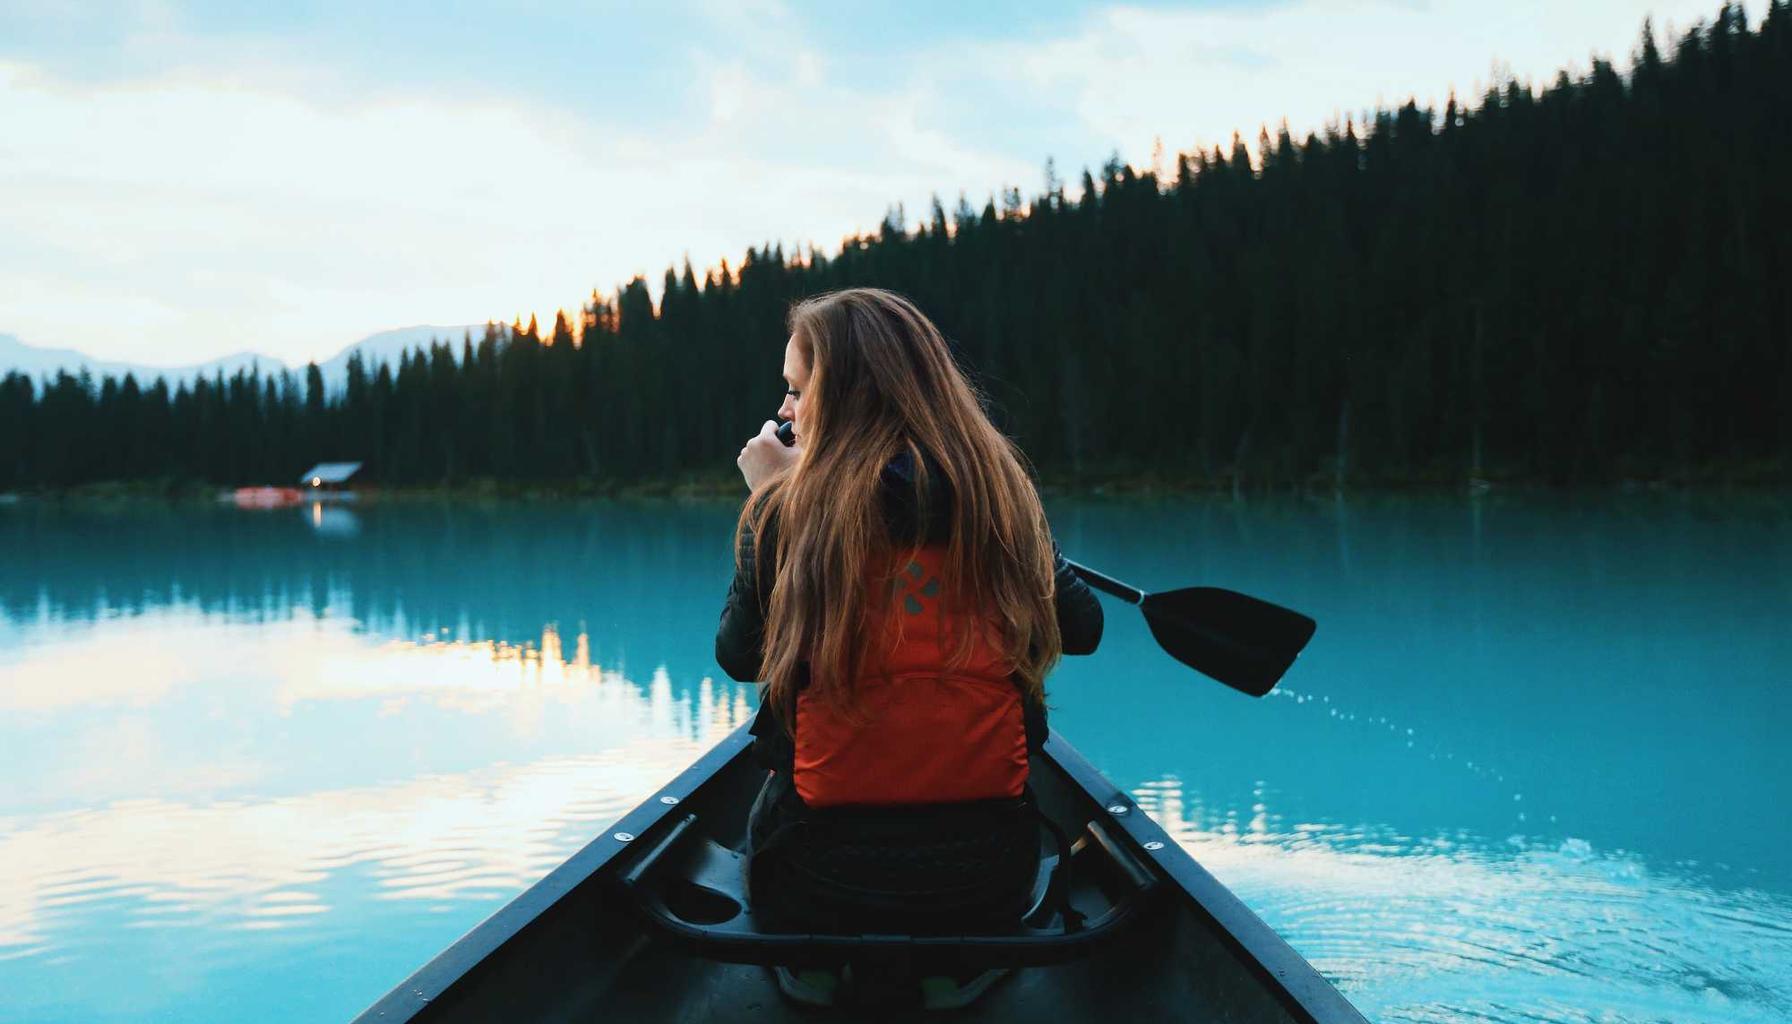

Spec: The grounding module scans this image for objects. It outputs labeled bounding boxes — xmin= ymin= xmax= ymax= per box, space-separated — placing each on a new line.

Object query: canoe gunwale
xmin=1041 ymin=733 xmax=1368 ymax=1024
xmin=352 ymin=723 xmax=1368 ymax=1024
xmin=349 ymin=728 xmax=753 ymax=1024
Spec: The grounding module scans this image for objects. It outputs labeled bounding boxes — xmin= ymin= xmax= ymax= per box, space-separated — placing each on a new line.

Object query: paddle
xmin=768 ymin=420 xmax=1315 ymax=695
xmin=1065 ymin=560 xmax=1315 ymax=697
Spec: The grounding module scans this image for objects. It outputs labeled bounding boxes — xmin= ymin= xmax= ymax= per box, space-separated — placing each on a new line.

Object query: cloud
xmin=955 ymin=0 xmax=1770 ymax=165
xmin=0 ymin=36 xmax=1032 ymax=366
xmin=0 ymin=0 xmax=1764 ymax=366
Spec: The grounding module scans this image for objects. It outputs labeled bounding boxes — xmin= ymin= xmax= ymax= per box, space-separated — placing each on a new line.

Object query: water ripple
xmin=1134 ymin=779 xmax=1792 ymax=1023
xmin=0 ymin=718 xmax=746 ymax=981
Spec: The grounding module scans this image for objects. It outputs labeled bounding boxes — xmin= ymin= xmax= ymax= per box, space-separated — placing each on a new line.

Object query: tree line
xmin=2 ymin=2 xmax=1787 ymax=492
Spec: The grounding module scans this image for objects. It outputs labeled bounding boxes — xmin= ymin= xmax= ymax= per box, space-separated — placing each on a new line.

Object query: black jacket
xmin=715 ymin=453 xmax=1103 ymax=765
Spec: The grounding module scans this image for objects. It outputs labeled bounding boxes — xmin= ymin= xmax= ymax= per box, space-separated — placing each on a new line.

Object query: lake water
xmin=1 ymin=494 xmax=1788 ymax=1023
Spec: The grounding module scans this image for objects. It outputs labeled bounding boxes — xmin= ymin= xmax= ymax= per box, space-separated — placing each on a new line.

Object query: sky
xmin=0 ymin=0 xmax=1766 ymax=366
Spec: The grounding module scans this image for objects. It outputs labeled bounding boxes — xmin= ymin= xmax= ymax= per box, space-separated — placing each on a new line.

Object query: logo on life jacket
xmin=892 ymin=558 xmax=941 ymax=616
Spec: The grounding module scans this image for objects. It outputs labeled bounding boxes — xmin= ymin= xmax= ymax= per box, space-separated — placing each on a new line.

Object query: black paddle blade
xmin=1139 ymin=587 xmax=1316 ymax=697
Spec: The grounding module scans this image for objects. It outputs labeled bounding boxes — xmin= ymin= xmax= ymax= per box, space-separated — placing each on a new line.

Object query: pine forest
xmin=2 ymin=4 xmax=1787 ymax=493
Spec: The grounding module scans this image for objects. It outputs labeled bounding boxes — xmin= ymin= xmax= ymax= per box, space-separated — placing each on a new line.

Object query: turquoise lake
xmin=1 ymin=494 xmax=1788 ymax=1023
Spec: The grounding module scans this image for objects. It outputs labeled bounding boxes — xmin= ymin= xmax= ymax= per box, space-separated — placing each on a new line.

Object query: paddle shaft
xmin=1063 ymin=559 xmax=1144 ymax=605
xmin=769 ymin=419 xmax=1311 ymax=692
xmin=1064 ymin=558 xmax=1315 ymax=696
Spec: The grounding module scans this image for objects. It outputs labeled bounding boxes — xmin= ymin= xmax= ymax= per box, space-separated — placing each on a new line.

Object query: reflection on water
xmin=0 ymin=608 xmax=750 ymax=1021
xmin=0 ymin=500 xmax=756 ymax=1022
xmin=2 ymin=494 xmax=1790 ymax=1023
xmin=1134 ymin=778 xmax=1792 ymax=1024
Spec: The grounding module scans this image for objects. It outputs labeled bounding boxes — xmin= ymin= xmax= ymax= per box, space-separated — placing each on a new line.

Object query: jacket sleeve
xmin=715 ymin=513 xmax=776 ymax=682
xmin=1052 ymin=541 xmax=1103 ymax=656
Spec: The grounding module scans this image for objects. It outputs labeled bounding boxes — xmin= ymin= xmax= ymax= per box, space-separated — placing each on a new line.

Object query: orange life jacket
xmin=792 ymin=545 xmax=1029 ymax=809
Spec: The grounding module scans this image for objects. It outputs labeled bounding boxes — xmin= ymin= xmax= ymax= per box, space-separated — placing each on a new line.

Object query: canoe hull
xmin=354 ymin=725 xmax=1365 ymax=1023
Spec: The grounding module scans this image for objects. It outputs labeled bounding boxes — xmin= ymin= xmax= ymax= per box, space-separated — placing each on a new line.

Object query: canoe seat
xmin=614 ymin=810 xmax=1160 ymax=971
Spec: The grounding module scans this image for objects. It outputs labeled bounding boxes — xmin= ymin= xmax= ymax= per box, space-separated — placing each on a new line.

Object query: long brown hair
xmin=737 ymin=288 xmax=1062 ymax=726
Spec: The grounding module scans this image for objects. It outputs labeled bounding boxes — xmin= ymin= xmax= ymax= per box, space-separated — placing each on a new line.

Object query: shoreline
xmin=3 ymin=470 xmax=1788 ymax=505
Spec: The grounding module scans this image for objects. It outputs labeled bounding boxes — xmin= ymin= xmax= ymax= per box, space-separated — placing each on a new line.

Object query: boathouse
xmin=299 ymin=461 xmax=363 ymax=495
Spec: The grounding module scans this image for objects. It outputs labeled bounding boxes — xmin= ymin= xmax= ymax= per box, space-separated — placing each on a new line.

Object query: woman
xmin=715 ymin=287 xmax=1102 ymax=937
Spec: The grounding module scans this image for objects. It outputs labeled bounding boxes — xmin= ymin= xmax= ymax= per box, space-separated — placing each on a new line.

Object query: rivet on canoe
xmin=659 ymin=795 xmax=680 ymax=805
xmin=1144 ymin=841 xmax=1165 ymax=851
xmin=614 ymin=832 xmax=635 ymax=842
xmin=1108 ymin=804 xmax=1129 ymax=815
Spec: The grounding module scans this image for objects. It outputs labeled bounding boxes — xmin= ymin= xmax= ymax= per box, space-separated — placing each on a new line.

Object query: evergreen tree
xmin=5 ymin=4 xmax=1785 ymax=491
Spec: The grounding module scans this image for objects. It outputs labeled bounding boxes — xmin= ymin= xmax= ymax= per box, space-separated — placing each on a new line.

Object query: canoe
xmin=231 ymin=486 xmax=304 ymax=509
xmin=352 ymin=724 xmax=1367 ymax=1022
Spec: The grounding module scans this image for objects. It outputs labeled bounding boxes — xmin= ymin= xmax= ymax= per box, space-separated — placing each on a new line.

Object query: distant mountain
xmin=314 ymin=325 xmax=483 ymax=385
xmin=0 ymin=332 xmax=279 ymax=386
xmin=0 ymin=325 xmax=483 ymax=391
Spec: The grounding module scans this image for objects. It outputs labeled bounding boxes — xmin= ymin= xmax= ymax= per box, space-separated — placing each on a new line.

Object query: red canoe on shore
xmin=231 ymin=486 xmax=304 ymax=509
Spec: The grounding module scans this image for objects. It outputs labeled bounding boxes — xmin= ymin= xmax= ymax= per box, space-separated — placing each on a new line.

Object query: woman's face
xmin=778 ymin=336 xmax=810 ymax=440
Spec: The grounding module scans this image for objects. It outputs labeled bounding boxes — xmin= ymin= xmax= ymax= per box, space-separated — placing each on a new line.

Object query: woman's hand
xmin=737 ymin=420 xmax=800 ymax=491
